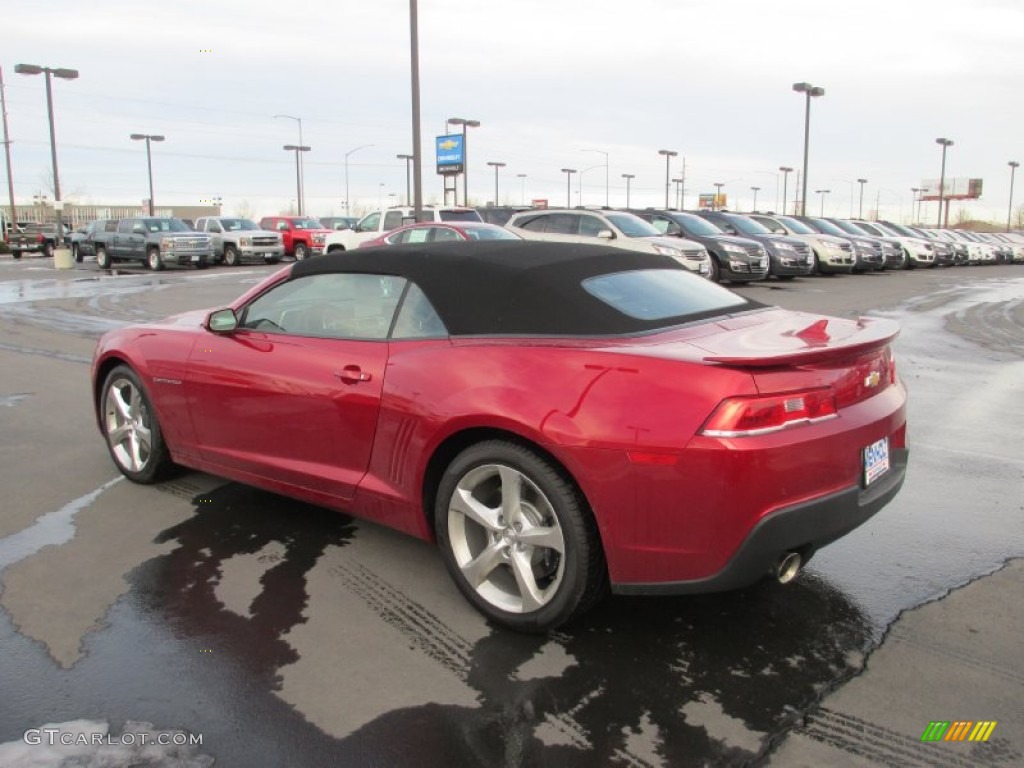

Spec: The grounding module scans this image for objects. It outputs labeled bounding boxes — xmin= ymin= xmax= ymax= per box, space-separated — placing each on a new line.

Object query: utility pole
xmin=0 ymin=67 xmax=17 ymax=237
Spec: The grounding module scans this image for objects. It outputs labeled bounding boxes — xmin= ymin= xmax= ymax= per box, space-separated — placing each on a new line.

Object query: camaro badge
xmin=864 ymin=371 xmax=881 ymax=388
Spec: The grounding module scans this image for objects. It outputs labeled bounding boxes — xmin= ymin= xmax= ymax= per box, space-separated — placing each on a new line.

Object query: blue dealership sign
xmin=436 ymin=134 xmax=464 ymax=175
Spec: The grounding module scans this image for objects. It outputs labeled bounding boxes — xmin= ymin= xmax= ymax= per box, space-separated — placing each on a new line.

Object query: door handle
xmin=335 ymin=366 xmax=372 ymax=383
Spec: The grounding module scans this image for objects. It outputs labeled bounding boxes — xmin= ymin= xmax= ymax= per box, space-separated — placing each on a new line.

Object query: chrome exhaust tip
xmin=775 ymin=552 xmax=802 ymax=584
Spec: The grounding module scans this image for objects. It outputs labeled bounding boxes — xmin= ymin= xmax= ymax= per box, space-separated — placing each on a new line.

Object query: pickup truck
xmin=194 ymin=216 xmax=284 ymax=266
xmin=324 ymin=206 xmax=482 ymax=253
xmin=8 ymin=222 xmax=68 ymax=259
xmin=92 ymin=217 xmax=214 ymax=270
xmin=258 ymin=216 xmax=332 ymax=260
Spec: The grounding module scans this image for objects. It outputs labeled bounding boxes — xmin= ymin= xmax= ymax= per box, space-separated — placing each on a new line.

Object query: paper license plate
xmin=191 ymin=253 xmax=201 ymax=262
xmin=863 ymin=437 xmax=890 ymax=486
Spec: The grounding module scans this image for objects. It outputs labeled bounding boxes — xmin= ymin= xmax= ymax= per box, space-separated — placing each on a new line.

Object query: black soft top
xmin=290 ymin=241 xmax=757 ymax=336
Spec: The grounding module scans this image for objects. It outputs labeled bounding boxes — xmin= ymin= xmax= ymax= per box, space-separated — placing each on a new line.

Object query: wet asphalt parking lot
xmin=0 ymin=256 xmax=1021 ymax=767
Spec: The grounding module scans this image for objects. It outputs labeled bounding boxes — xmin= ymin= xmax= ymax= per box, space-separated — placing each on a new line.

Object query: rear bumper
xmin=613 ymin=448 xmax=908 ymax=595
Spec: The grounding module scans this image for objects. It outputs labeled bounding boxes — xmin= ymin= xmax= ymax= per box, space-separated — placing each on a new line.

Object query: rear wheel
xmin=435 ymin=440 xmax=606 ymax=632
xmin=223 ymin=245 xmax=240 ymax=266
xmin=72 ymin=244 xmax=82 ymax=263
xmin=147 ymin=247 xmax=164 ymax=271
xmin=294 ymin=243 xmax=309 ymax=261
xmin=43 ymin=242 xmax=55 ymax=258
xmin=95 ymin=246 xmax=111 ymax=269
xmin=100 ymin=365 xmax=174 ymax=484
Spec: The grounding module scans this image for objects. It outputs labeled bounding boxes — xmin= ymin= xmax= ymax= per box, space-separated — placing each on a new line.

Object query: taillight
xmin=700 ymin=388 xmax=837 ymax=438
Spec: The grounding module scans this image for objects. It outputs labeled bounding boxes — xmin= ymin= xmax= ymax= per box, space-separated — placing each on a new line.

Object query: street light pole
xmin=15 ymin=63 xmax=78 ymax=247
xmin=516 ymin=173 xmax=527 ymax=205
xmin=283 ymin=144 xmax=310 ymax=215
xmin=672 ymin=178 xmax=684 ymax=209
xmin=582 ymin=148 xmax=609 ymax=206
xmin=409 ymin=0 xmax=423 ymax=219
xmin=344 ymin=144 xmax=373 ymax=216
xmin=658 ymin=149 xmax=677 ymax=209
xmin=779 ymin=166 xmax=794 ymax=215
xmin=274 ymin=115 xmax=304 ymax=214
xmin=792 ymin=82 xmax=825 ymax=216
xmin=714 ymin=182 xmax=725 ymax=211
xmin=1008 ymin=161 xmax=1019 ymax=232
xmin=815 ymin=189 xmax=830 ymax=217
xmin=750 ymin=186 xmax=760 ymax=213
xmin=857 ymin=178 xmax=868 ymax=220
xmin=622 ymin=173 xmax=635 ymax=209
xmin=448 ymin=117 xmax=480 ymax=205
xmin=397 ymin=153 xmax=414 ymax=206
xmin=130 ymin=134 xmax=164 ymax=216
xmin=560 ymin=168 xmax=577 ymax=208
xmin=487 ymin=161 xmax=506 ymax=206
xmin=935 ymin=137 xmax=954 ymax=228
xmin=0 ymin=67 xmax=18 ymax=238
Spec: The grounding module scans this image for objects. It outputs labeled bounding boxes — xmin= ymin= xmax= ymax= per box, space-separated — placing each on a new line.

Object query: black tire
xmin=708 ymin=255 xmax=722 ymax=283
xmin=224 ymin=245 xmax=240 ymax=266
xmin=147 ymin=247 xmax=165 ymax=271
xmin=72 ymin=244 xmax=82 ymax=263
xmin=435 ymin=440 xmax=606 ymax=632
xmin=43 ymin=241 xmax=55 ymax=259
xmin=195 ymin=257 xmax=209 ymax=270
xmin=99 ymin=365 xmax=174 ymax=484
xmin=95 ymin=246 xmax=111 ymax=269
xmin=777 ymin=274 xmax=795 ymax=281
xmin=293 ymin=243 xmax=309 ymax=261
xmin=265 ymin=256 xmax=281 ymax=265
xmin=902 ymin=250 xmax=915 ymax=269
xmin=12 ymin=251 xmax=22 ymax=260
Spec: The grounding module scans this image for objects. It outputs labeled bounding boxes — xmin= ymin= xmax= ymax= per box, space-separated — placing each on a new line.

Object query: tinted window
xmin=439 ymin=210 xmax=484 ymax=222
xmin=290 ymin=218 xmax=323 ymax=230
xmin=578 ymin=215 xmax=606 ymax=237
xmin=240 ymin=273 xmax=406 ymax=340
xmin=725 ymin=216 xmax=772 ymax=236
xmin=431 ymin=227 xmax=462 ymax=242
xmin=604 ymin=213 xmax=660 ymax=237
xmin=583 ymin=269 xmax=748 ymax=321
xmin=775 ymin=216 xmax=815 ymax=234
xmin=807 ymin=218 xmax=848 ymax=236
xmin=357 ymin=213 xmax=381 ymax=232
xmin=117 ymin=220 xmax=135 ymax=234
xmin=673 ymin=213 xmax=724 ymax=236
xmin=463 ymin=226 xmax=519 ymax=241
xmin=383 ymin=211 xmax=405 ymax=230
xmin=104 ymin=220 xmax=119 ymax=233
xmin=391 ymin=283 xmax=448 ymax=339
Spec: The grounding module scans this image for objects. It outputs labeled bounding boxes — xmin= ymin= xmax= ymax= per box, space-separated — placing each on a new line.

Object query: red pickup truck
xmin=258 ymin=216 xmax=332 ymax=260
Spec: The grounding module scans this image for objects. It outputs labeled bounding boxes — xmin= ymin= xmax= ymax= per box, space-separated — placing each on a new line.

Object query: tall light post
xmin=397 ymin=153 xmax=413 ymax=206
xmin=582 ymin=148 xmax=609 ymax=206
xmin=516 ymin=173 xmax=527 ymax=205
xmin=1007 ymin=161 xmax=1019 ymax=232
xmin=274 ymin=115 xmax=304 ymax=214
xmin=15 ymin=63 xmax=78 ymax=246
xmin=779 ymin=166 xmax=794 ymax=215
xmin=935 ymin=137 xmax=954 ymax=228
xmin=672 ymin=178 xmax=684 ymax=209
xmin=283 ymin=144 xmax=310 ymax=215
xmin=448 ymin=117 xmax=480 ymax=205
xmin=1 ymin=67 xmax=18 ymax=237
xmin=713 ymin=182 xmax=725 ymax=210
xmin=658 ymin=149 xmax=677 ymax=209
xmin=409 ymin=0 xmax=423 ymax=218
xmin=130 ymin=134 xmax=164 ymax=216
xmin=622 ymin=173 xmax=635 ymax=208
xmin=910 ymin=187 xmax=922 ymax=224
xmin=815 ymin=188 xmax=830 ymax=217
xmin=792 ymin=81 xmax=825 ymax=216
xmin=344 ymin=144 xmax=373 ymax=216
xmin=750 ymin=186 xmax=760 ymax=212
xmin=560 ymin=168 xmax=577 ymax=208
xmin=487 ymin=161 xmax=506 ymax=206
xmin=857 ymin=178 xmax=868 ymax=220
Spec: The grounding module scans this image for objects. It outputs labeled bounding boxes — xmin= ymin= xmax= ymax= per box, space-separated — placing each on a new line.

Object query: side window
xmin=578 ymin=215 xmax=605 ymax=237
xmin=382 ymin=211 xmax=404 ymax=230
xmin=240 ymin=273 xmax=407 ymax=340
xmin=117 ymin=220 xmax=134 ymax=234
xmin=430 ymin=227 xmax=461 ymax=242
xmin=392 ymin=283 xmax=447 ymax=339
xmin=357 ymin=213 xmax=382 ymax=232
xmin=714 ymin=218 xmax=737 ymax=235
xmin=516 ymin=215 xmax=548 ymax=232
xmin=275 ymin=221 xmax=289 ymax=232
xmin=195 ymin=219 xmax=206 ymax=230
xmin=104 ymin=220 xmax=119 ymax=233
xmin=208 ymin=221 xmax=223 ymax=233
xmin=652 ymin=217 xmax=676 ymax=235
xmin=405 ymin=228 xmax=432 ymax=244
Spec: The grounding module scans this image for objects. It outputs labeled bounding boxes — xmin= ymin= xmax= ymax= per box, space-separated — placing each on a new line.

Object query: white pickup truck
xmin=323 ymin=205 xmax=482 ymax=253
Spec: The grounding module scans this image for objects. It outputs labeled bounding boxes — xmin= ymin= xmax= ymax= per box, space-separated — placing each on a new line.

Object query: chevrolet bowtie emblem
xmin=864 ymin=371 xmax=881 ymax=388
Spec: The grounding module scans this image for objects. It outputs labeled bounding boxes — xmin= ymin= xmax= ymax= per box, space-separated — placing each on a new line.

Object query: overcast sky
xmin=3 ymin=0 xmax=1024 ymax=224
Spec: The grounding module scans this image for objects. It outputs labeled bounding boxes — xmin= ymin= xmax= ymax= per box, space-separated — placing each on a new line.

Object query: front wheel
xmin=708 ymin=256 xmax=722 ymax=283
xmin=147 ymin=247 xmax=165 ymax=271
xmin=223 ymin=245 xmax=240 ymax=266
xmin=43 ymin=242 xmax=55 ymax=259
xmin=435 ymin=440 xmax=606 ymax=632
xmin=293 ymin=243 xmax=309 ymax=261
xmin=100 ymin=365 xmax=174 ymax=484
xmin=95 ymin=246 xmax=111 ymax=269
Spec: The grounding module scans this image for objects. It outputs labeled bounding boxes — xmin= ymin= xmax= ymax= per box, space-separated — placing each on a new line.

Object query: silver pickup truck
xmin=194 ymin=216 xmax=284 ymax=266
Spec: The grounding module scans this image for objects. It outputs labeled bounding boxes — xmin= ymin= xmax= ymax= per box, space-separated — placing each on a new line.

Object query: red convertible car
xmin=92 ymin=242 xmax=908 ymax=631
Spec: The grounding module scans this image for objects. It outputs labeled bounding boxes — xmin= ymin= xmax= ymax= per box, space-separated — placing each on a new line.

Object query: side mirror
xmin=207 ymin=308 xmax=238 ymax=334
xmin=597 ymin=229 xmax=615 ymax=240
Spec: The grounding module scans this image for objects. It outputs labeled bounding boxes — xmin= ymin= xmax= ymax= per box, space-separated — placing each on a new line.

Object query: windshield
xmin=854 ymin=221 xmax=888 ymax=237
xmin=583 ymin=269 xmax=749 ymax=321
xmin=219 ymin=218 xmax=258 ymax=231
xmin=880 ymin=222 xmax=918 ymax=238
xmin=726 ymin=216 xmax=772 ymax=235
xmin=606 ymin=213 xmax=661 ymax=237
xmin=826 ymin=218 xmax=868 ymax=236
xmin=672 ymin=213 xmax=723 ymax=236
xmin=775 ymin=216 xmax=815 ymax=234
xmin=806 ymin=217 xmax=847 ymax=236
xmin=291 ymin=218 xmax=324 ymax=229
xmin=143 ymin=218 xmax=190 ymax=232
xmin=870 ymin=222 xmax=901 ymax=237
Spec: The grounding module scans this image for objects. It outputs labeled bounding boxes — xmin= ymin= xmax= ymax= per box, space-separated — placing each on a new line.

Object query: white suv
xmin=324 ymin=206 xmax=482 ymax=253
xmin=505 ymin=209 xmax=711 ymax=277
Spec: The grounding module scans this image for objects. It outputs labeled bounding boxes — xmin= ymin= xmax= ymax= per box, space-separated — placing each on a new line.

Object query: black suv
xmin=692 ymin=210 xmax=812 ymax=279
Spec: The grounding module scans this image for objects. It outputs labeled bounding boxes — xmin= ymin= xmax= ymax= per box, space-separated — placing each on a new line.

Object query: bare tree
xmin=1014 ymin=203 xmax=1024 ymax=230
xmin=235 ymin=199 xmax=253 ymax=219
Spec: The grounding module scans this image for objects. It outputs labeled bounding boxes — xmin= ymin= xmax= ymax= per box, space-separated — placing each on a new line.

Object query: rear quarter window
xmin=582 ymin=269 xmax=748 ymax=321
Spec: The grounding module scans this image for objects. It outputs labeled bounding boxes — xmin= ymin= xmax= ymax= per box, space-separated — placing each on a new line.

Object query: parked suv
xmin=633 ymin=209 xmax=772 ymax=282
xmin=851 ymin=220 xmax=935 ymax=268
xmin=505 ymin=208 xmax=711 ymax=277
xmin=194 ymin=216 xmax=284 ymax=266
xmin=817 ymin=218 xmax=905 ymax=269
xmin=258 ymin=216 xmax=332 ymax=260
xmin=92 ymin=217 xmax=213 ymax=270
xmin=324 ymin=206 xmax=483 ymax=253
xmin=693 ymin=211 xmax=807 ymax=280
xmin=748 ymin=214 xmax=858 ymax=274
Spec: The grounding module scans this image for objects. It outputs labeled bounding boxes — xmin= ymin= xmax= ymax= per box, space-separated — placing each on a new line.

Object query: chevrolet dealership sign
xmin=436 ymin=134 xmax=464 ymax=175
